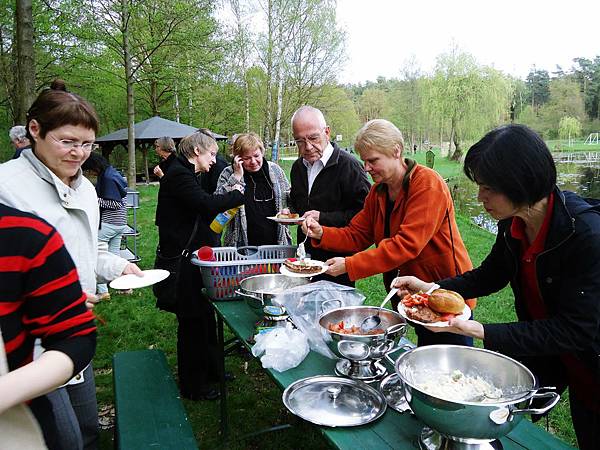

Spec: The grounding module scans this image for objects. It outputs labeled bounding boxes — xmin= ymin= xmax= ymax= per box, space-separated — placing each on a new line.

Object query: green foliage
xmin=558 ymin=116 xmax=582 ymax=144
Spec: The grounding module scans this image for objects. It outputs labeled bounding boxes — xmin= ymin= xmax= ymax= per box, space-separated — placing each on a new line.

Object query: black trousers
xmin=176 ymin=310 xmax=220 ymax=395
xmin=512 ymin=354 xmax=599 ymax=450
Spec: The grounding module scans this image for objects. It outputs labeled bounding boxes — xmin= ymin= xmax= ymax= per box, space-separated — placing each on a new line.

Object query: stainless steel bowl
xmin=395 ymin=345 xmax=560 ymax=442
xmin=236 ymin=274 xmax=311 ymax=317
xmin=318 ymin=306 xmax=407 ymax=361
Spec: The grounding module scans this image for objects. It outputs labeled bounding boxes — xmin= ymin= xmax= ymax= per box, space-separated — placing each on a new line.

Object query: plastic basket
xmin=190 ymin=245 xmax=297 ymax=300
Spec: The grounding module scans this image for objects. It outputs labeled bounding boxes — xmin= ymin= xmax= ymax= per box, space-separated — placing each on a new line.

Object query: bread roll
xmin=428 ymin=289 xmax=465 ymax=314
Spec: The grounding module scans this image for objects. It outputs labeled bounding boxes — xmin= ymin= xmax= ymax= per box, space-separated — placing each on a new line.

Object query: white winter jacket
xmin=0 ymin=149 xmax=128 ymax=293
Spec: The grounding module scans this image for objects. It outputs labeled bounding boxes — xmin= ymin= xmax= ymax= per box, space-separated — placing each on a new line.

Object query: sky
xmin=337 ymin=0 xmax=600 ymax=84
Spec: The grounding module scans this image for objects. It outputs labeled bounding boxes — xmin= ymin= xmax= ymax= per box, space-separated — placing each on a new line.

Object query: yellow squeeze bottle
xmin=210 ymin=206 xmax=240 ymax=233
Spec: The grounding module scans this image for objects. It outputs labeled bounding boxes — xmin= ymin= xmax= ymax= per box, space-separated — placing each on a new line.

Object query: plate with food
xmin=109 ymin=269 xmax=170 ymax=290
xmin=267 ymin=212 xmax=306 ymax=224
xmin=397 ymin=288 xmax=471 ymax=327
xmin=279 ymin=258 xmax=328 ymax=277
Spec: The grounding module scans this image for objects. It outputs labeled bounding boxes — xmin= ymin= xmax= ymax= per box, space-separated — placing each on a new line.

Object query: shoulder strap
xmin=181 ymin=215 xmax=201 ymax=258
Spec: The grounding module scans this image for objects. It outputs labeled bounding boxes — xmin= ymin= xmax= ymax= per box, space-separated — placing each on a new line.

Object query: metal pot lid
xmin=379 ymin=373 xmax=412 ymax=414
xmin=282 ymin=375 xmax=387 ymax=427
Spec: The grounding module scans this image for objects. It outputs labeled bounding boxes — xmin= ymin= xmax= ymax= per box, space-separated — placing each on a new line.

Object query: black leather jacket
xmin=440 ymin=187 xmax=600 ymax=378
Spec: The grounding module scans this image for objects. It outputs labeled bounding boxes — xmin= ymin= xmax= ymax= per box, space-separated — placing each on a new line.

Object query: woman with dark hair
xmin=155 ymin=129 xmax=244 ymax=400
xmin=392 ymin=124 xmax=600 ymax=449
xmin=83 ymin=152 xmax=129 ymax=300
xmin=0 ymin=79 xmax=142 ymax=449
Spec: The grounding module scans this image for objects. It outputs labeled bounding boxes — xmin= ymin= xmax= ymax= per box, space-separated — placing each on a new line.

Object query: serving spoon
xmin=360 ymin=283 xmax=439 ymax=332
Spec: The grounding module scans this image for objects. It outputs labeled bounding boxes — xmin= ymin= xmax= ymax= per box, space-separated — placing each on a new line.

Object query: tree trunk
xmin=263 ymin=0 xmax=273 ymax=144
xmin=174 ymin=85 xmax=180 ymax=122
xmin=439 ymin=121 xmax=447 ymax=157
xmin=244 ymin=72 xmax=250 ymax=133
xmin=273 ymin=61 xmax=283 ymax=162
xmin=15 ymin=0 xmax=35 ymax=124
xmin=122 ymin=0 xmax=136 ymax=188
xmin=142 ymin=146 xmax=149 ymax=184
xmin=450 ymin=117 xmax=462 ymax=160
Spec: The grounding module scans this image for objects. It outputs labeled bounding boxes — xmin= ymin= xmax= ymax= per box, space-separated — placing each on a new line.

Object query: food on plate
xmin=327 ymin=320 xmax=384 ymax=335
xmin=401 ymin=289 xmax=466 ymax=323
xmin=414 ymin=369 xmax=503 ymax=403
xmin=276 ymin=212 xmax=300 ymax=219
xmin=283 ymin=258 xmax=323 ymax=274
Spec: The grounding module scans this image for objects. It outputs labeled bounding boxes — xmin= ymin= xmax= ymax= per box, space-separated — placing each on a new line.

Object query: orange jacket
xmin=315 ymin=163 xmax=476 ymax=308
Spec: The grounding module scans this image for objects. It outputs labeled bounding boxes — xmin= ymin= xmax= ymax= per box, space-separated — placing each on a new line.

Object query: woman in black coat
xmin=155 ymin=130 xmax=244 ymax=400
xmin=392 ymin=124 xmax=600 ymax=449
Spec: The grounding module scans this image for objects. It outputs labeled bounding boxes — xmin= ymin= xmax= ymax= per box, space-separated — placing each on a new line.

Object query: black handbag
xmin=153 ymin=217 xmax=200 ymax=312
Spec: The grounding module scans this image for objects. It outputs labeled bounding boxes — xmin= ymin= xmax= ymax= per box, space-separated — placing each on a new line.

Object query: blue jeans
xmin=97 ymin=222 xmax=127 ymax=294
xmin=46 ymin=364 xmax=98 ymax=450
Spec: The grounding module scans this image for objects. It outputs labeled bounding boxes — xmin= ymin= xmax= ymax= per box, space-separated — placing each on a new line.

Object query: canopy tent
xmin=96 ymin=116 xmax=226 ymax=146
xmin=95 ymin=116 xmax=227 ymax=183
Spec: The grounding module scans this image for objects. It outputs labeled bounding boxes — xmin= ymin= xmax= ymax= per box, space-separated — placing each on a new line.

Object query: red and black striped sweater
xmin=0 ymin=203 xmax=96 ymax=373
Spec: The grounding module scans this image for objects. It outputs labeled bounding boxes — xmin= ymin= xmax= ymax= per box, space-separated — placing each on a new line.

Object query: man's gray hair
xmin=290 ymin=105 xmax=327 ymax=129
xmin=9 ymin=125 xmax=27 ymax=141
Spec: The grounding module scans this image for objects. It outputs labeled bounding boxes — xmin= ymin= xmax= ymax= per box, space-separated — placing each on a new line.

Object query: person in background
xmin=215 ymin=132 xmax=292 ymax=246
xmin=155 ymin=130 xmax=244 ymax=401
xmin=392 ymin=124 xmax=600 ymax=450
xmin=9 ymin=125 xmax=31 ymax=159
xmin=289 ymin=106 xmax=370 ymax=286
xmin=303 ymin=119 xmax=474 ymax=347
xmin=0 ymin=79 xmax=142 ymax=450
xmin=82 ymin=152 xmax=129 ymax=300
xmin=153 ymin=136 xmax=176 ymax=180
xmin=197 ymin=128 xmax=228 ymax=195
xmin=0 ymin=203 xmax=96 ymax=450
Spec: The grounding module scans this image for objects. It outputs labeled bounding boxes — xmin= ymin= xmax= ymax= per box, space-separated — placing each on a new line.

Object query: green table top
xmin=212 ymin=299 xmax=574 ymax=450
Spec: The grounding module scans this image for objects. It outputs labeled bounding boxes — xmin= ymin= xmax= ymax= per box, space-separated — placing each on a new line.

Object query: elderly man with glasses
xmin=289 ymin=105 xmax=370 ymax=286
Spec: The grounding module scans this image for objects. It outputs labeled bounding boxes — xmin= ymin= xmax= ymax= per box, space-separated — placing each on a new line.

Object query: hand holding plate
xmin=425 ymin=317 xmax=484 ymax=339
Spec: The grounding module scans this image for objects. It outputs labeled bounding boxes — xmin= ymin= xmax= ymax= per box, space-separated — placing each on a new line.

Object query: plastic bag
xmin=251 ymin=323 xmax=310 ymax=372
xmin=275 ymin=280 xmax=365 ymax=359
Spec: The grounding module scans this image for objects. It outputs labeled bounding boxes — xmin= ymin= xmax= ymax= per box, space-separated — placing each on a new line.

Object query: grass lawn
xmin=94 ymin=153 xmax=577 ymax=448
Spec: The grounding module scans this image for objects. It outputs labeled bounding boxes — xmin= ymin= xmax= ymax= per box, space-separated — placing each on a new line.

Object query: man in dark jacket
xmin=289 ymin=106 xmax=370 ymax=286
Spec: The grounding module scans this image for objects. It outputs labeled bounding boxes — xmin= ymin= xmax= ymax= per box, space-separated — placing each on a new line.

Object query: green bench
xmin=112 ymin=349 xmax=198 ymax=449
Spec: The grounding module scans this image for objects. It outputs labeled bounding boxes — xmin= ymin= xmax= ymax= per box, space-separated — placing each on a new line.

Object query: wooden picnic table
xmin=212 ymin=299 xmax=574 ymax=450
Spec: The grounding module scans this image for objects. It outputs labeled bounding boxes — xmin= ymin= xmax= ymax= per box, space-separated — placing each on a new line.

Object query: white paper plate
xmin=279 ymin=260 xmax=328 ymax=278
xmin=109 ymin=269 xmax=170 ymax=290
xmin=267 ymin=216 xmax=306 ymax=224
xmin=397 ymin=303 xmax=471 ymax=328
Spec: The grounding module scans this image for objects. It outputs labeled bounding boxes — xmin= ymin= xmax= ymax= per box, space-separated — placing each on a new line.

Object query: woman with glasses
xmin=215 ymin=132 xmax=292 ymax=246
xmin=0 ymin=79 xmax=142 ymax=450
xmin=155 ymin=130 xmax=244 ymax=401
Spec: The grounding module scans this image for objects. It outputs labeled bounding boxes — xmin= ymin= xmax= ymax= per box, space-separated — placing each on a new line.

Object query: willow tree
xmin=429 ymin=47 xmax=512 ymax=160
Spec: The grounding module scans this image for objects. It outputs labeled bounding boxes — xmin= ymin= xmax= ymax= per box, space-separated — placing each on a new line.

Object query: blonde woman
xmin=215 ymin=132 xmax=292 ymax=246
xmin=303 ymin=119 xmax=474 ymax=347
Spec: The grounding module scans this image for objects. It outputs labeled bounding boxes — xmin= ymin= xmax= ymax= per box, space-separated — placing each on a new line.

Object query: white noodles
xmin=415 ymin=369 xmax=503 ymax=403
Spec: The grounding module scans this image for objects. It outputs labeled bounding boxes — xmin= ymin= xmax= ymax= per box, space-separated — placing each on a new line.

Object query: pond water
xmin=448 ymin=162 xmax=600 ymax=234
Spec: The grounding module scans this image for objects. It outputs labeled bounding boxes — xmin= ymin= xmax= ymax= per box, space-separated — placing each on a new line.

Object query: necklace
xmin=248 ymin=169 xmax=274 ymax=202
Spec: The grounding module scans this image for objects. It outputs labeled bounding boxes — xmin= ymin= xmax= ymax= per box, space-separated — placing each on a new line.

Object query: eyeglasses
xmin=294 ymin=129 xmax=325 ymax=148
xmin=49 ymin=134 xmax=95 ymax=152
xmin=248 ymin=172 xmax=274 ymax=202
